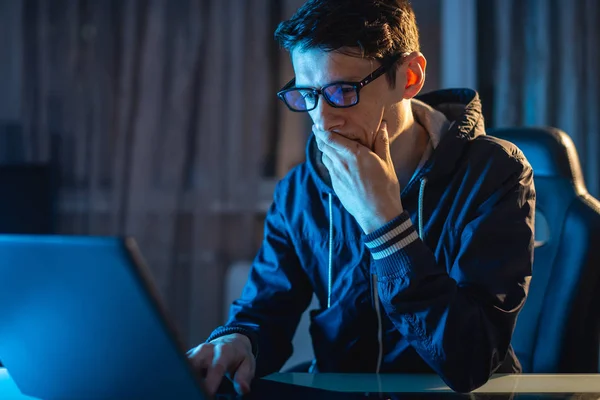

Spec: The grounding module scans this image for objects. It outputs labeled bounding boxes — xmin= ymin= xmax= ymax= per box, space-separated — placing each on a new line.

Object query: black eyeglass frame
xmin=276 ymin=53 xmax=407 ymax=112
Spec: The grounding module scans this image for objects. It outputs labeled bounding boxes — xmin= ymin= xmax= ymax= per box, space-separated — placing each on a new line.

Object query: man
xmin=189 ymin=0 xmax=535 ymax=396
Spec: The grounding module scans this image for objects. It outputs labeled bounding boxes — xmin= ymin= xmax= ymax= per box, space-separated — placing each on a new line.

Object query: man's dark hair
xmin=274 ymin=0 xmax=420 ymax=88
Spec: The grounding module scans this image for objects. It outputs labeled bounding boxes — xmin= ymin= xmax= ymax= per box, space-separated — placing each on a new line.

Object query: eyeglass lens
xmin=283 ymin=83 xmax=358 ymax=110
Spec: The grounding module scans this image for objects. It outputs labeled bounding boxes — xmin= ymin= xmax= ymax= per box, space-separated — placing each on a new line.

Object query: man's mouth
xmin=334 ymin=133 xmax=359 ymax=143
xmin=329 ymin=132 xmax=368 ymax=148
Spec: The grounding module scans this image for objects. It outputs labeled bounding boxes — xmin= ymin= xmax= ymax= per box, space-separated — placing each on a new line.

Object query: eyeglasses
xmin=277 ymin=53 xmax=406 ymax=112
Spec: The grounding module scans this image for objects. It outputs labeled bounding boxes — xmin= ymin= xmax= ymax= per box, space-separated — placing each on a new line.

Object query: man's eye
xmin=302 ymin=92 xmax=316 ymax=100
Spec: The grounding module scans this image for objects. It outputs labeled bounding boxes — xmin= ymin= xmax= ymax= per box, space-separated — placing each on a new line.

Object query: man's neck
xmin=390 ymin=119 xmax=430 ymax=190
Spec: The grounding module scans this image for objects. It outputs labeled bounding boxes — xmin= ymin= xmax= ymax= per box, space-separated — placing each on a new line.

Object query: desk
xmin=3 ymin=368 xmax=600 ymax=399
xmin=263 ymin=374 xmax=600 ymax=399
xmin=265 ymin=372 xmax=600 ymax=394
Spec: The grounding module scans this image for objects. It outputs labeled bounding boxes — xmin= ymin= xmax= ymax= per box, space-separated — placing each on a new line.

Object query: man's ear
xmin=401 ymin=52 xmax=427 ymax=99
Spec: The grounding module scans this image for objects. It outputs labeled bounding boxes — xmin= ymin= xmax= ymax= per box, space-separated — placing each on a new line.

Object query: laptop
xmin=0 ymin=235 xmax=211 ymax=399
xmin=0 ymin=235 xmax=392 ymax=400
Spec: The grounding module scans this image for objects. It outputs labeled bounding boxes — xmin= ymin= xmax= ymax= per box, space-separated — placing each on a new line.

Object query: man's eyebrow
xmin=340 ymin=76 xmax=364 ymax=82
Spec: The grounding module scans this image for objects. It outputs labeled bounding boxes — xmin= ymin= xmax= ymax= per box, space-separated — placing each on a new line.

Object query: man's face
xmin=291 ymin=48 xmax=403 ymax=150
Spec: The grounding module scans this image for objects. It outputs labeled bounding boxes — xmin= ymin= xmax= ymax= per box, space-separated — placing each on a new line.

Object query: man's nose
xmin=310 ymin=97 xmax=344 ymax=132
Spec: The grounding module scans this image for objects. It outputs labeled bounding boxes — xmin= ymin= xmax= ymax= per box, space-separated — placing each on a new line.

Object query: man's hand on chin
xmin=314 ymin=121 xmax=404 ymax=234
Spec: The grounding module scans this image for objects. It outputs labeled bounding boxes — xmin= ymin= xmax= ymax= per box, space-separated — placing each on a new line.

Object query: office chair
xmin=490 ymin=126 xmax=600 ymax=373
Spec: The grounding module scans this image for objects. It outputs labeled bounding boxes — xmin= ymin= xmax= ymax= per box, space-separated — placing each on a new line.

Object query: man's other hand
xmin=187 ymin=333 xmax=255 ymax=396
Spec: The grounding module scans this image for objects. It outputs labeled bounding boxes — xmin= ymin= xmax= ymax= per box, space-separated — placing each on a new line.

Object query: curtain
xmin=492 ymin=0 xmax=600 ymax=196
xmin=15 ymin=0 xmax=310 ymax=346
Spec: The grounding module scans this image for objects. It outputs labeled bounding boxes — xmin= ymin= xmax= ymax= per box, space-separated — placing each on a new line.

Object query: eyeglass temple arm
xmin=360 ymin=52 xmax=410 ymax=87
xmin=281 ymin=78 xmax=296 ymax=90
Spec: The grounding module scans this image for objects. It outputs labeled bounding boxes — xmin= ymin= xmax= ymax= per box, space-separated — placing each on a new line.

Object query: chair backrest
xmin=489 ymin=127 xmax=600 ymax=373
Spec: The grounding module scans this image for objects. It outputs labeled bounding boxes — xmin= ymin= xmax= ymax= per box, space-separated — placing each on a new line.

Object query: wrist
xmin=361 ymin=207 xmax=404 ymax=234
xmin=232 ymin=333 xmax=253 ymax=354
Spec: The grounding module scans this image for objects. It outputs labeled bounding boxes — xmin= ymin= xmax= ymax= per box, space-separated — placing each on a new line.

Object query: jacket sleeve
xmin=363 ymin=158 xmax=535 ymax=392
xmin=206 ymin=181 xmax=313 ymax=377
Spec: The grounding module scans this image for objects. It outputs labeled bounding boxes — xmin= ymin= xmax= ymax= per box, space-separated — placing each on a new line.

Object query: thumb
xmin=373 ymin=121 xmax=391 ymax=162
xmin=232 ymin=358 xmax=254 ymax=395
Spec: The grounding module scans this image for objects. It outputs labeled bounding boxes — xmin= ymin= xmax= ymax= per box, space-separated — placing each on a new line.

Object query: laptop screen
xmin=0 ymin=235 xmax=206 ymax=399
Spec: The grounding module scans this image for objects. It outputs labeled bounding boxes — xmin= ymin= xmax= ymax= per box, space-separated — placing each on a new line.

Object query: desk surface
xmin=266 ymin=372 xmax=600 ymax=394
xmin=4 ymin=368 xmax=600 ymax=399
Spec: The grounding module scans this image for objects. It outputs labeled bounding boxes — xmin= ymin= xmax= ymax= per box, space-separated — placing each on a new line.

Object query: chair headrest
xmin=488 ymin=127 xmax=587 ymax=196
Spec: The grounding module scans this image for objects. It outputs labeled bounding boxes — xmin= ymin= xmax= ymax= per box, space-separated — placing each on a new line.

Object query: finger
xmin=373 ymin=121 xmax=391 ymax=162
xmin=313 ymin=127 xmax=355 ymax=155
xmin=316 ymin=134 xmax=354 ymax=177
xmin=188 ymin=344 xmax=214 ymax=373
xmin=232 ymin=358 xmax=254 ymax=395
xmin=320 ymin=148 xmax=331 ymax=167
xmin=205 ymin=345 xmax=231 ymax=395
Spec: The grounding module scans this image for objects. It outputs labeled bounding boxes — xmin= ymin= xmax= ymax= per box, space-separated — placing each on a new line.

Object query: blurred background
xmin=0 ymin=0 xmax=598 ymax=352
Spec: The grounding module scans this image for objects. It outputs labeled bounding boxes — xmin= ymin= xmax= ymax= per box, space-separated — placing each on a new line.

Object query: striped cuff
xmin=363 ymin=212 xmax=419 ymax=260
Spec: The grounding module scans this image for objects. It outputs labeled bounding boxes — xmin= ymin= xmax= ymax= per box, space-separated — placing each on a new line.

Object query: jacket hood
xmin=306 ymin=88 xmax=486 ymax=194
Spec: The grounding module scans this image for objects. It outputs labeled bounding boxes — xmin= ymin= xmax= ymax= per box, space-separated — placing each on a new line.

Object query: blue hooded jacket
xmin=207 ymin=89 xmax=535 ymax=392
